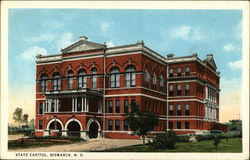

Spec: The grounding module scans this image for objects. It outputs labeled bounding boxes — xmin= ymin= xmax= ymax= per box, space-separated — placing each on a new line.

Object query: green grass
xmin=8 ymin=139 xmax=85 ymax=150
xmin=101 ymin=138 xmax=242 ymax=152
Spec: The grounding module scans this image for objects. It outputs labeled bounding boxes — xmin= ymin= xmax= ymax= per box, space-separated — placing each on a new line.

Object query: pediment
xmin=61 ymin=40 xmax=105 ymax=53
xmin=205 ymin=57 xmax=217 ymax=69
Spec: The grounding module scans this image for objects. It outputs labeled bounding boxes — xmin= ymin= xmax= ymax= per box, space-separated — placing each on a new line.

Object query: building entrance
xmin=89 ymin=121 xmax=99 ymax=138
xmin=67 ymin=121 xmax=81 ymax=137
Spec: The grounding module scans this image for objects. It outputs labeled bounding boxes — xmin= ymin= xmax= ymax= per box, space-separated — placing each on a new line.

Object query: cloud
xmin=30 ymin=34 xmax=57 ymax=42
xmin=223 ymin=43 xmax=236 ymax=52
xmin=100 ymin=22 xmax=113 ymax=32
xmin=235 ymin=20 xmax=242 ymax=39
xmin=44 ymin=21 xmax=63 ymax=28
xmin=21 ymin=46 xmax=48 ymax=60
xmin=228 ymin=59 xmax=242 ymax=70
xmin=170 ymin=25 xmax=205 ymax=41
xmin=56 ymin=33 xmax=74 ymax=50
xmin=106 ymin=41 xmax=115 ymax=47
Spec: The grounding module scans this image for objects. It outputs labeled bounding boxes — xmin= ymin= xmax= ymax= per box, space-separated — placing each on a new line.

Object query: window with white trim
xmin=185 ymin=84 xmax=190 ymax=96
xmin=125 ymin=65 xmax=136 ymax=87
xmin=169 ymin=84 xmax=174 ymax=96
xmin=152 ymin=73 xmax=156 ymax=90
xmin=110 ymin=67 xmax=120 ymax=88
xmin=52 ymin=73 xmax=61 ymax=91
xmin=159 ymin=75 xmax=164 ymax=92
xmin=185 ymin=67 xmax=190 ymax=76
xmin=177 ymin=84 xmax=182 ymax=96
xmin=169 ymin=68 xmax=174 ymax=77
xmin=91 ymin=68 xmax=97 ymax=89
xmin=168 ymin=104 xmax=173 ymax=116
xmin=40 ymin=74 xmax=48 ymax=92
xmin=177 ymin=68 xmax=182 ymax=77
xmin=68 ymin=70 xmax=73 ymax=90
xmin=177 ymin=104 xmax=182 ymax=115
xmin=78 ymin=69 xmax=87 ymax=88
xmin=185 ymin=104 xmax=190 ymax=115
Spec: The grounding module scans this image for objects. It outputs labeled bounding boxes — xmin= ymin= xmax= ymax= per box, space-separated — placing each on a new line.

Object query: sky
xmin=8 ymin=9 xmax=242 ymax=124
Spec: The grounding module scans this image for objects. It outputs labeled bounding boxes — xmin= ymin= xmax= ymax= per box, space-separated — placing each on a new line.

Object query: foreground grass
xmin=101 ymin=138 xmax=242 ymax=152
xmin=8 ymin=140 xmax=85 ymax=150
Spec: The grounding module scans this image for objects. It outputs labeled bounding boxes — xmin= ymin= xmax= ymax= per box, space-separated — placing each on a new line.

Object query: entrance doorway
xmin=49 ymin=121 xmax=62 ymax=136
xmin=89 ymin=121 xmax=99 ymax=138
xmin=67 ymin=121 xmax=81 ymax=137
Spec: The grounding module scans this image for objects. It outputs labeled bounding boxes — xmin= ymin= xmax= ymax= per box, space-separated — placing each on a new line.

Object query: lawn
xmin=101 ymin=138 xmax=242 ymax=152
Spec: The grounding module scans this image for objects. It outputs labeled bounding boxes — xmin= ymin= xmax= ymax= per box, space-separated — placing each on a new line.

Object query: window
xmin=123 ymin=120 xmax=128 ymax=131
xmin=177 ymin=104 xmax=182 ymax=115
xmin=110 ymin=67 xmax=120 ymax=88
xmin=91 ymin=68 xmax=97 ymax=89
xmin=185 ymin=84 xmax=190 ymax=96
xmin=40 ymin=74 xmax=48 ymax=92
xmin=125 ymin=65 xmax=136 ymax=87
xmin=185 ymin=67 xmax=190 ymax=76
xmin=115 ymin=100 xmax=120 ymax=113
xmin=177 ymin=121 xmax=181 ymax=129
xmin=68 ymin=70 xmax=73 ymax=89
xmin=168 ymin=104 xmax=173 ymax=116
xmin=177 ymin=84 xmax=182 ymax=96
xmin=124 ymin=100 xmax=129 ymax=113
xmin=185 ymin=122 xmax=189 ymax=129
xmin=169 ymin=68 xmax=174 ymax=77
xmin=152 ymin=73 xmax=156 ymax=90
xmin=185 ymin=104 xmax=190 ymax=115
xmin=39 ymin=103 xmax=43 ymax=114
xmin=169 ymin=84 xmax=174 ymax=96
xmin=177 ymin=68 xmax=182 ymax=77
xmin=52 ymin=73 xmax=61 ymax=91
xmin=108 ymin=100 xmax=113 ymax=113
xmin=115 ymin=120 xmax=120 ymax=131
xmin=78 ymin=69 xmax=87 ymax=88
xmin=38 ymin=120 xmax=43 ymax=129
xmin=108 ymin=120 xmax=112 ymax=130
xmin=144 ymin=70 xmax=150 ymax=88
xmin=159 ymin=75 xmax=164 ymax=92
xmin=169 ymin=122 xmax=173 ymax=129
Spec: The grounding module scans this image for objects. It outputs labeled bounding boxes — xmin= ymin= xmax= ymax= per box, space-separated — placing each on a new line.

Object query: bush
xmin=177 ymin=136 xmax=190 ymax=142
xmin=152 ymin=131 xmax=177 ymax=149
xmin=196 ymin=135 xmax=215 ymax=142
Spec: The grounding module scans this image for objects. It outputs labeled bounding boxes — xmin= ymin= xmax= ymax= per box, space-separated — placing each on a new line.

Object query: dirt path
xmin=9 ymin=139 xmax=142 ymax=152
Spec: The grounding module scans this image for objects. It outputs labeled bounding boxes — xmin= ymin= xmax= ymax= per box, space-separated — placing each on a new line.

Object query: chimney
xmin=206 ymin=54 xmax=213 ymax=60
xmin=137 ymin=40 xmax=144 ymax=46
xmin=167 ymin=54 xmax=175 ymax=59
xmin=192 ymin=53 xmax=198 ymax=57
xmin=79 ymin=36 xmax=88 ymax=41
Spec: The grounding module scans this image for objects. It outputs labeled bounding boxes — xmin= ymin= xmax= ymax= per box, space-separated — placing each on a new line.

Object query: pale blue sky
xmin=8 ymin=9 xmax=242 ymax=122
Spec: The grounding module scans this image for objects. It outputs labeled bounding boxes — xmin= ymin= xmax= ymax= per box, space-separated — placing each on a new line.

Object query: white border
xmin=1 ymin=1 xmax=249 ymax=160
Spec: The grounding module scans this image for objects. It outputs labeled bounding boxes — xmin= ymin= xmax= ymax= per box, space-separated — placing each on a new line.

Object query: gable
xmin=61 ymin=40 xmax=105 ymax=54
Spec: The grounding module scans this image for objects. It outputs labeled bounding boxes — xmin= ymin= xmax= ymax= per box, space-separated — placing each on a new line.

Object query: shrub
xmin=213 ymin=135 xmax=221 ymax=150
xmin=196 ymin=135 xmax=215 ymax=142
xmin=177 ymin=136 xmax=190 ymax=142
xmin=152 ymin=131 xmax=177 ymax=149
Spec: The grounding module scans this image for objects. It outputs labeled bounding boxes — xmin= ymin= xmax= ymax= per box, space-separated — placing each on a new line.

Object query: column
xmin=56 ymin=98 xmax=58 ymax=112
xmin=84 ymin=96 xmax=87 ymax=112
xmin=42 ymin=103 xmax=45 ymax=114
xmin=72 ymin=97 xmax=74 ymax=112
xmin=45 ymin=100 xmax=47 ymax=113
xmin=86 ymin=97 xmax=89 ymax=112
xmin=81 ymin=97 xmax=84 ymax=112
xmin=48 ymin=99 xmax=51 ymax=113
xmin=75 ymin=98 xmax=78 ymax=112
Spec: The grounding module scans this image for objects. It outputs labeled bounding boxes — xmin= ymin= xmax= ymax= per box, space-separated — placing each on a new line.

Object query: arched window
xmin=110 ymin=67 xmax=120 ymax=88
xmin=52 ymin=73 xmax=61 ymax=91
xmin=152 ymin=72 xmax=156 ymax=90
xmin=159 ymin=75 xmax=164 ymax=92
xmin=78 ymin=69 xmax=87 ymax=89
xmin=169 ymin=68 xmax=174 ymax=77
xmin=125 ymin=65 xmax=136 ymax=87
xmin=68 ymin=70 xmax=73 ymax=90
xmin=144 ymin=70 xmax=150 ymax=88
xmin=40 ymin=74 xmax=48 ymax=92
xmin=169 ymin=84 xmax=173 ymax=96
xmin=177 ymin=84 xmax=181 ymax=96
xmin=185 ymin=84 xmax=190 ymax=96
xmin=91 ymin=68 xmax=97 ymax=89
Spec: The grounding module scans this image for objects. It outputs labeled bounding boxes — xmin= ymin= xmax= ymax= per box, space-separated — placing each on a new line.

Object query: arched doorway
xmin=67 ymin=121 xmax=81 ymax=137
xmin=89 ymin=121 xmax=99 ymax=138
xmin=48 ymin=120 xmax=63 ymax=137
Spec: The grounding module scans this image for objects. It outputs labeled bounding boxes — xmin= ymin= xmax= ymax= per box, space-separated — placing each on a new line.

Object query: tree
xmin=126 ymin=101 xmax=158 ymax=144
xmin=29 ymin=119 xmax=35 ymax=127
xmin=12 ymin=107 xmax=23 ymax=128
xmin=213 ymin=135 xmax=221 ymax=150
xmin=22 ymin=114 xmax=29 ymax=125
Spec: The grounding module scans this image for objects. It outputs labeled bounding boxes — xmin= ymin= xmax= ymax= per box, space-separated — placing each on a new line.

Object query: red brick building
xmin=35 ymin=36 xmax=227 ymax=139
